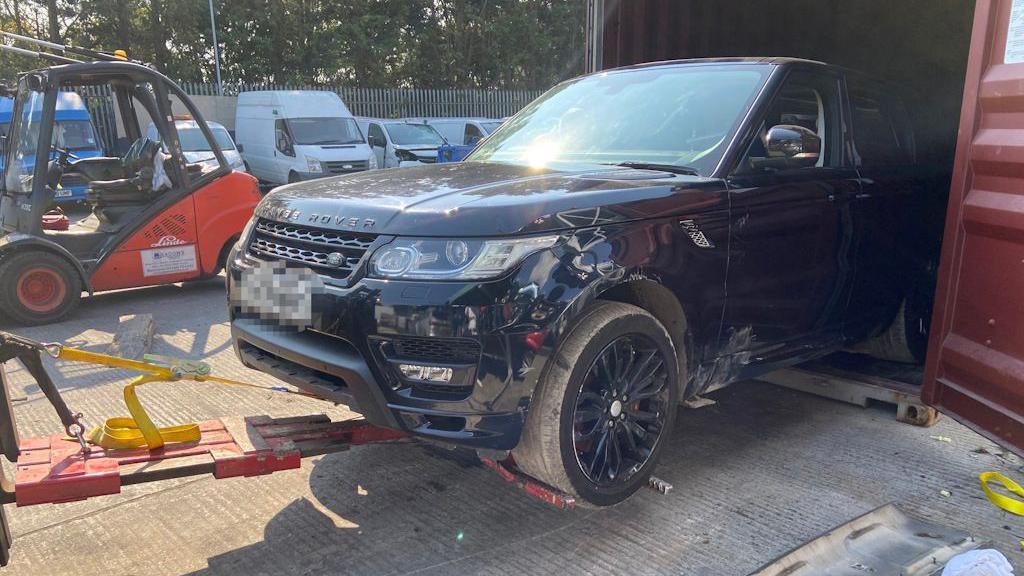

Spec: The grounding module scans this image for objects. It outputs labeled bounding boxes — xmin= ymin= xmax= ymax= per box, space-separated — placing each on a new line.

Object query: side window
xmin=368 ymin=124 xmax=386 ymax=148
xmin=739 ymin=72 xmax=842 ymax=172
xmin=464 ymin=123 xmax=484 ymax=145
xmin=275 ymin=119 xmax=294 ymax=156
xmin=848 ymin=79 xmax=913 ymax=166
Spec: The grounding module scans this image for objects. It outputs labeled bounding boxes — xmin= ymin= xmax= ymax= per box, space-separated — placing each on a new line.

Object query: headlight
xmin=367 ymin=153 xmax=379 ymax=170
xmin=306 ymin=156 xmax=323 ymax=173
xmin=369 ymin=236 xmax=559 ymax=280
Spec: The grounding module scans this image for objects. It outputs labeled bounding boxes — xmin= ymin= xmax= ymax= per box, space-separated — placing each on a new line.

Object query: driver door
xmin=273 ymin=119 xmax=295 ymax=183
xmin=721 ymin=69 xmax=859 ymax=364
xmin=367 ymin=123 xmax=387 ymax=168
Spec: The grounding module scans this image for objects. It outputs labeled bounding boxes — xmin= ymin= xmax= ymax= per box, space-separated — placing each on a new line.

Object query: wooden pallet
xmin=758 ymin=363 xmax=939 ymax=427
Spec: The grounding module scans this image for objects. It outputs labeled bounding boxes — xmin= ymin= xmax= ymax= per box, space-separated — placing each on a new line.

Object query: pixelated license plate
xmin=232 ymin=260 xmax=325 ymax=328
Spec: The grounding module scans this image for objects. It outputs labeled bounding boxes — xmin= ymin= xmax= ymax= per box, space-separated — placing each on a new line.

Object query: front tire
xmin=0 ymin=251 xmax=82 ymax=326
xmin=513 ymin=301 xmax=679 ymax=507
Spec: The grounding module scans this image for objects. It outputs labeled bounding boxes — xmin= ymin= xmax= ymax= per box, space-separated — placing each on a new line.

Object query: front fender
xmin=0 ymin=233 xmax=92 ymax=293
xmin=514 ymin=215 xmax=726 ymax=413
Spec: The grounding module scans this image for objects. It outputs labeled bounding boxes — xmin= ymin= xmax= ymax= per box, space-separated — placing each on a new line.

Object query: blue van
xmin=0 ymin=92 xmax=104 ymax=202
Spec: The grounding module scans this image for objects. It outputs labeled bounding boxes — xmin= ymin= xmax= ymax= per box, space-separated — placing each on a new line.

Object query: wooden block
xmin=759 ymin=367 xmax=939 ymax=428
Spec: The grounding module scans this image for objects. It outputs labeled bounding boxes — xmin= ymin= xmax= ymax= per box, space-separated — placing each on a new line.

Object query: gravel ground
xmin=0 ymin=278 xmax=1022 ymax=575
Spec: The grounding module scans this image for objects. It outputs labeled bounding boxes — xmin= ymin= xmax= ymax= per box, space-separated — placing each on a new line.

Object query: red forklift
xmin=0 ymin=33 xmax=261 ymax=325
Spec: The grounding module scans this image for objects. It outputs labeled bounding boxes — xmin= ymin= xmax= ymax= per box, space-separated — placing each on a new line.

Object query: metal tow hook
xmin=65 ymin=414 xmax=90 ymax=454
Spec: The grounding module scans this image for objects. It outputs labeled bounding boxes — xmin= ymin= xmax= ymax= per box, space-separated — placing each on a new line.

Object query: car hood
xmin=255 ymin=161 xmax=725 ymax=236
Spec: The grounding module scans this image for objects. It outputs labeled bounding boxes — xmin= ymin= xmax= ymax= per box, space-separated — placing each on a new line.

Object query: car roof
xmin=595 ymin=57 xmax=887 ymax=84
xmin=357 ymin=117 xmax=437 ymax=126
xmin=146 ymin=119 xmax=227 ymax=133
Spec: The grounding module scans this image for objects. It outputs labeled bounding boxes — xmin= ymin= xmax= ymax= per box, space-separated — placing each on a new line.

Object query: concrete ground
xmin=1 ymin=278 xmax=1022 ymax=575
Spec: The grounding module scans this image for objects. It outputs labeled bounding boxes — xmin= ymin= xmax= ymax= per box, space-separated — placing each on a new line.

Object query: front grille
xmin=384 ymin=336 xmax=481 ymax=364
xmin=248 ymin=219 xmax=377 ymax=279
xmin=324 ymin=160 xmax=368 ymax=174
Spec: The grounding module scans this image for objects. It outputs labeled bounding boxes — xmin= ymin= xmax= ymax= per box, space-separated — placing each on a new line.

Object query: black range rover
xmin=227 ymin=58 xmax=946 ymax=506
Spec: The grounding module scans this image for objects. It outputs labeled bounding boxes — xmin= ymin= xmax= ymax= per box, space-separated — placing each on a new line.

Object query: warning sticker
xmin=140 ymin=245 xmax=198 ymax=277
xmin=1007 ymin=0 xmax=1024 ymax=63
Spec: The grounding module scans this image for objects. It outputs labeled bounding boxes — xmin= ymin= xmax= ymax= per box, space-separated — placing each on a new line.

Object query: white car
xmin=357 ymin=118 xmax=446 ymax=168
xmin=422 ymin=117 xmax=505 ymax=146
xmin=145 ymin=118 xmax=245 ymax=173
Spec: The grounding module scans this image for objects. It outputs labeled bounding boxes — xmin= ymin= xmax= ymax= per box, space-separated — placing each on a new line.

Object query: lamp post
xmin=208 ymin=0 xmax=223 ymax=96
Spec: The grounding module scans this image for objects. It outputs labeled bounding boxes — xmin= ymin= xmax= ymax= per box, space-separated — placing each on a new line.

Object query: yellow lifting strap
xmin=980 ymin=471 xmax=1024 ymax=516
xmin=56 ymin=346 xmax=316 ymax=451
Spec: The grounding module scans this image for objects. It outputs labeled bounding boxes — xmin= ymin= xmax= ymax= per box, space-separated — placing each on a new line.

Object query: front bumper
xmin=227 ymin=246 xmax=574 ymax=450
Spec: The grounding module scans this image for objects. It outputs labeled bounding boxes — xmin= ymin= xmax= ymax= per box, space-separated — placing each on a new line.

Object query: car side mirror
xmin=764 ymin=124 xmax=820 ymax=167
xmin=236 ymin=143 xmax=244 ymax=153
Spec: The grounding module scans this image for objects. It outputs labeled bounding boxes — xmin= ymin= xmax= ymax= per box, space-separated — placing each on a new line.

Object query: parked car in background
xmin=0 ymin=92 xmax=104 ymax=202
xmin=424 ymin=117 xmax=504 ymax=146
xmin=235 ymin=90 xmax=377 ymax=185
xmin=146 ymin=117 xmax=245 ymax=174
xmin=356 ymin=118 xmax=445 ymax=168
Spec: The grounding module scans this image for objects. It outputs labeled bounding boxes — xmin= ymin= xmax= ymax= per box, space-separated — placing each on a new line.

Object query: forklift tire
xmin=512 ymin=301 xmax=678 ymax=507
xmin=0 ymin=251 xmax=82 ymax=326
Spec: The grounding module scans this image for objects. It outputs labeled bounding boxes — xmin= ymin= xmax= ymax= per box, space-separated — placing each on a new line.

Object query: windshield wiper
xmin=607 ymin=162 xmax=700 ymax=176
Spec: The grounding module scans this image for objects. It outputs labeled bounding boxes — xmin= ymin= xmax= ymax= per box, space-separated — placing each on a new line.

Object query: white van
xmin=356 ymin=118 xmax=445 ymax=168
xmin=235 ymin=90 xmax=377 ymax=184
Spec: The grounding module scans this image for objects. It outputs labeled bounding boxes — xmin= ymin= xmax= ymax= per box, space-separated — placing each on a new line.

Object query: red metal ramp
xmin=9 ymin=415 xmax=408 ymax=507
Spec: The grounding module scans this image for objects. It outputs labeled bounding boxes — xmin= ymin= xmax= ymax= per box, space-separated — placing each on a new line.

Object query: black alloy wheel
xmin=572 ymin=334 xmax=671 ymax=487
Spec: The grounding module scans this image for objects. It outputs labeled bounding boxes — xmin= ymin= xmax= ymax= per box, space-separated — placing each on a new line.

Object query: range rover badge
xmin=326 ymin=252 xmax=345 ymax=267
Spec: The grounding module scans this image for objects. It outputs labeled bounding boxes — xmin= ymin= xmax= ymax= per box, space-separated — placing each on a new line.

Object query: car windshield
xmin=53 ymin=120 xmax=98 ymax=151
xmin=178 ymin=125 xmax=235 ymax=151
xmin=385 ymin=123 xmax=445 ymax=146
xmin=468 ymin=64 xmax=771 ymax=175
xmin=287 ymin=117 xmax=364 ymax=145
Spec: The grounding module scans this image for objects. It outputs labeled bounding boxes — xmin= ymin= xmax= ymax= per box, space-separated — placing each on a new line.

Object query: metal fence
xmin=178 ymin=82 xmax=545 ymax=119
xmin=62 ymin=85 xmax=118 ymax=154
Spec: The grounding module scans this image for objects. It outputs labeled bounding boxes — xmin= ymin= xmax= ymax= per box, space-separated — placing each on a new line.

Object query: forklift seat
xmin=86 ymin=138 xmax=167 ymax=229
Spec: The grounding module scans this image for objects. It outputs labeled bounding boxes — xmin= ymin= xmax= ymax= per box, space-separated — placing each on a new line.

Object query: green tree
xmin=0 ymin=0 xmax=586 ymax=89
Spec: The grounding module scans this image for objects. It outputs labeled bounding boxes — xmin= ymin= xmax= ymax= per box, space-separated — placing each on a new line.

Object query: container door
xmin=923 ymin=0 xmax=1024 ymax=454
